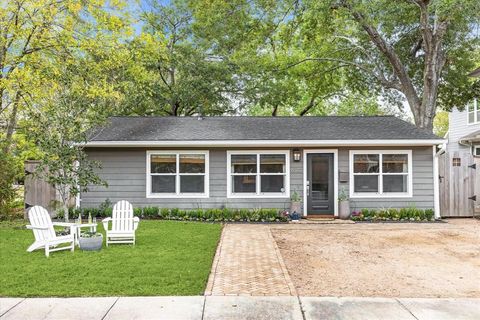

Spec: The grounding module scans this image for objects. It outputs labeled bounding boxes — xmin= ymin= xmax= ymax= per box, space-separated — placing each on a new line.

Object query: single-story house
xmin=81 ymin=116 xmax=445 ymax=218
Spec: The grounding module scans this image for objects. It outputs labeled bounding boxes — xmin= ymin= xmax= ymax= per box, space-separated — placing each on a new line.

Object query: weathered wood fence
xmin=438 ymin=152 xmax=480 ymax=217
xmin=24 ymin=160 xmax=57 ymax=217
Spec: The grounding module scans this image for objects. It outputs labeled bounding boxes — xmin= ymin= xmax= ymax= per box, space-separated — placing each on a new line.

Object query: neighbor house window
xmin=146 ymin=151 xmax=209 ymax=198
xmin=467 ymin=98 xmax=479 ymax=124
xmin=227 ymin=151 xmax=290 ymax=198
xmin=349 ymin=150 xmax=412 ymax=198
xmin=474 ymin=146 xmax=480 ymax=156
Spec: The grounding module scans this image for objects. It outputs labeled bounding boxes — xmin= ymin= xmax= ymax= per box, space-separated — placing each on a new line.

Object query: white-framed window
xmin=474 ymin=145 xmax=480 ymax=156
xmin=349 ymin=150 xmax=412 ymax=198
xmin=227 ymin=150 xmax=290 ymax=198
xmin=467 ymin=98 xmax=479 ymax=124
xmin=146 ymin=151 xmax=209 ymax=198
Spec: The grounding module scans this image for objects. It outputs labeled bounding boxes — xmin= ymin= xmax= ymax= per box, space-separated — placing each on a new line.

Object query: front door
xmin=306 ymin=153 xmax=334 ymax=215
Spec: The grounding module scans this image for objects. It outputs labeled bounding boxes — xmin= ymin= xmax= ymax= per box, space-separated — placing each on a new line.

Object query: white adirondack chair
xmin=102 ymin=200 xmax=139 ymax=246
xmin=26 ymin=206 xmax=75 ymax=257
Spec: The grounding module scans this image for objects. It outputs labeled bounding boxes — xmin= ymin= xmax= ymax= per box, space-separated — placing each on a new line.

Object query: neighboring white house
xmin=446 ymin=100 xmax=480 ymax=155
xmin=446 ymin=67 xmax=480 ymax=155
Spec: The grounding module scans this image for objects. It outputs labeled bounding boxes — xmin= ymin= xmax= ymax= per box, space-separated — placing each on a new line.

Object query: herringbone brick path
xmin=205 ymin=224 xmax=296 ymax=296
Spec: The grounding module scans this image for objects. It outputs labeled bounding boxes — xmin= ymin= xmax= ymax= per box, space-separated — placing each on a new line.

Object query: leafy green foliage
xmin=351 ymin=208 xmax=436 ymax=222
xmin=78 ymin=206 xmax=287 ymax=222
xmin=0 ymin=220 xmax=221 ymax=296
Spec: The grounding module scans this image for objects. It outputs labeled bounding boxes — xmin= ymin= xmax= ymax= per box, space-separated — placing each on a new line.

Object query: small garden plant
xmin=67 ymin=207 xmax=288 ymax=223
xmin=350 ymin=208 xmax=435 ymax=222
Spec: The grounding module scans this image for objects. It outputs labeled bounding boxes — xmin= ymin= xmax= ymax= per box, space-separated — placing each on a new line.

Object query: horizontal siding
xmin=447 ymin=107 xmax=480 ymax=153
xmin=82 ymin=148 xmax=301 ymax=211
xmin=81 ymin=146 xmax=434 ymax=211
xmin=338 ymin=146 xmax=434 ymax=210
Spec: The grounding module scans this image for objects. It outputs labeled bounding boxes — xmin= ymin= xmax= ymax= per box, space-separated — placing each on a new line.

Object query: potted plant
xmin=290 ymin=190 xmax=302 ymax=221
xmin=78 ymin=231 xmax=103 ymax=251
xmin=338 ymin=187 xmax=350 ymax=219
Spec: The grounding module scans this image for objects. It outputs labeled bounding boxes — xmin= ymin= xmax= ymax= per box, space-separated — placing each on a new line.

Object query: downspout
xmin=433 ymin=145 xmax=442 ymax=219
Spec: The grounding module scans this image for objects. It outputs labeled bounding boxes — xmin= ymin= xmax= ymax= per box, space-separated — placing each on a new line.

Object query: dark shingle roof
xmin=88 ymin=116 xmax=440 ymax=142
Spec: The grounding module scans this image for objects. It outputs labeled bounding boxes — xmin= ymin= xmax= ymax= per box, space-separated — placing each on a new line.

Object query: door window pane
xmin=180 ymin=175 xmax=204 ymax=193
xmin=354 ymin=175 xmax=378 ymax=193
xmin=152 ymin=175 xmax=175 ymax=193
xmin=180 ymin=154 xmax=205 ymax=173
xmin=232 ymin=175 xmax=256 ymax=193
xmin=354 ymin=154 xmax=379 ymax=173
xmin=260 ymin=175 xmax=284 ymax=193
xmin=231 ymin=155 xmax=257 ymax=173
xmin=383 ymin=175 xmax=408 ymax=193
xmin=260 ymin=155 xmax=285 ymax=173
xmin=382 ymin=154 xmax=408 ymax=173
xmin=311 ymin=156 xmax=329 ymax=200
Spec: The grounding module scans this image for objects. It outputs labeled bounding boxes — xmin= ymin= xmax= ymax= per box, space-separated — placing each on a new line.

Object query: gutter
xmin=84 ymin=139 xmax=447 ymax=148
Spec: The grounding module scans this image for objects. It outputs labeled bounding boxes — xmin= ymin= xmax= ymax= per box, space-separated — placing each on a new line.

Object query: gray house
xmin=81 ymin=116 xmax=445 ymax=218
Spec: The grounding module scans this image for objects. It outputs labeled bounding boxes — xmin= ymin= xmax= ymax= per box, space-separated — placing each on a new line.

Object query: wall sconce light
xmin=293 ymin=149 xmax=301 ymax=162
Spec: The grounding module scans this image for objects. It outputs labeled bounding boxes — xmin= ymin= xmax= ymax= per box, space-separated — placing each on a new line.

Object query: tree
xmin=189 ymin=0 xmax=480 ymax=129
xmin=25 ymin=55 xmax=123 ymax=220
xmin=0 ymin=0 xmax=128 ymax=153
xmin=0 ymin=0 xmax=128 ymax=216
xmin=119 ymin=0 xmax=238 ymax=116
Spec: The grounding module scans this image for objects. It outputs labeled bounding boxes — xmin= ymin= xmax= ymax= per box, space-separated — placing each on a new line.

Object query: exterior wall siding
xmin=447 ymin=107 xmax=480 ymax=153
xmin=81 ymin=146 xmax=434 ymax=212
xmin=338 ymin=146 xmax=434 ymax=211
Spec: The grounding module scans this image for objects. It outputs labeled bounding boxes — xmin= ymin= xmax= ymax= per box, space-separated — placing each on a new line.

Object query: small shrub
xmin=133 ymin=207 xmax=142 ymax=217
xmin=425 ymin=209 xmax=435 ymax=221
xmin=99 ymin=198 xmax=112 ymax=213
xmin=159 ymin=208 xmax=169 ymax=218
xmin=352 ymin=207 xmax=435 ymax=222
xmin=143 ymin=206 xmax=159 ymax=218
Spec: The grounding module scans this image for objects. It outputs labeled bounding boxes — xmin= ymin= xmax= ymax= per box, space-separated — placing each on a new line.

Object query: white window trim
xmin=227 ymin=150 xmax=290 ymax=199
xmin=473 ymin=145 xmax=480 ymax=156
xmin=467 ymin=98 xmax=479 ymax=125
xmin=146 ymin=150 xmax=209 ymax=198
xmin=349 ymin=150 xmax=413 ymax=198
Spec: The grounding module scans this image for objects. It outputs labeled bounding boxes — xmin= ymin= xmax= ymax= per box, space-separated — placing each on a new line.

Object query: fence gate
xmin=439 ymin=152 xmax=478 ymax=217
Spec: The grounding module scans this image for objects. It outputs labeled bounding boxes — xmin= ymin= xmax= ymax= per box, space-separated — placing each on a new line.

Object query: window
xmin=146 ymin=151 xmax=209 ymax=198
xmin=452 ymin=158 xmax=461 ymax=166
xmin=474 ymin=146 xmax=480 ymax=156
xmin=349 ymin=150 xmax=412 ymax=198
xmin=467 ymin=98 xmax=479 ymax=124
xmin=227 ymin=151 xmax=289 ymax=198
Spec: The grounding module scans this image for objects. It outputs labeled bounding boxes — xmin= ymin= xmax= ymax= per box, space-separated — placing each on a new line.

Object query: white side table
xmin=72 ymin=223 xmax=97 ymax=245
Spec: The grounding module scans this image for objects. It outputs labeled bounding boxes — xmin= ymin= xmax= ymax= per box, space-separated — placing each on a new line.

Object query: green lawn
xmin=0 ymin=220 xmax=222 ymax=297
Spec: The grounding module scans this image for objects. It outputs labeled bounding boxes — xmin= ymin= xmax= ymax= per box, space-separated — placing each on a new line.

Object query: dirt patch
xmin=271 ymin=219 xmax=480 ymax=298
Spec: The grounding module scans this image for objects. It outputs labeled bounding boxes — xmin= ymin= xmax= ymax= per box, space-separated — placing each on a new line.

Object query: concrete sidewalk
xmin=1 ymin=296 xmax=479 ymax=320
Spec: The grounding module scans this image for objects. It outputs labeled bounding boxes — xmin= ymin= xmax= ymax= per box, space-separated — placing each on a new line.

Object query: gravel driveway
xmin=270 ymin=219 xmax=480 ymax=298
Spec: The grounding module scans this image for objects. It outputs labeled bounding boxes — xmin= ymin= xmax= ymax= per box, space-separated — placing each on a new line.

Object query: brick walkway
xmin=205 ymin=224 xmax=296 ymax=296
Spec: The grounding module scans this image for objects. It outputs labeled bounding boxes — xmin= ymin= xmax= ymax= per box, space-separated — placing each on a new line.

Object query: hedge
xmin=63 ymin=207 xmax=288 ymax=223
xmin=351 ymin=208 xmax=435 ymax=222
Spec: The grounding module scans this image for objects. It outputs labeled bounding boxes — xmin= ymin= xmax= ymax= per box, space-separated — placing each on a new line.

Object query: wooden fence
xmin=24 ymin=160 xmax=57 ymax=217
xmin=438 ymin=152 xmax=480 ymax=217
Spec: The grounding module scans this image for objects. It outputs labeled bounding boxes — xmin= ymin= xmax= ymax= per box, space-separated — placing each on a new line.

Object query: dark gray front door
xmin=307 ymin=153 xmax=334 ymax=215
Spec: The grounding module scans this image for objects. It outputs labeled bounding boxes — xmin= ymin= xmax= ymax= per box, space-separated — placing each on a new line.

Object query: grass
xmin=0 ymin=220 xmax=222 ymax=297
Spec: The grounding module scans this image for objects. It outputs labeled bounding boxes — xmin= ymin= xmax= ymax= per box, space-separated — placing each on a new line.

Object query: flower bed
xmin=351 ymin=208 xmax=435 ymax=222
xmin=65 ymin=207 xmax=288 ymax=223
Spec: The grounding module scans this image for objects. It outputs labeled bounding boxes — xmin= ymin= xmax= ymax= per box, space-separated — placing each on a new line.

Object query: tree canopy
xmin=0 ymin=0 xmax=479 ymax=215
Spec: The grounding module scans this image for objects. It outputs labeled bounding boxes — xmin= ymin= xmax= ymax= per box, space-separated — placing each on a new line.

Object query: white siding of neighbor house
xmin=447 ymin=107 xmax=480 ymax=153
xmin=80 ymin=146 xmax=434 ymax=212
